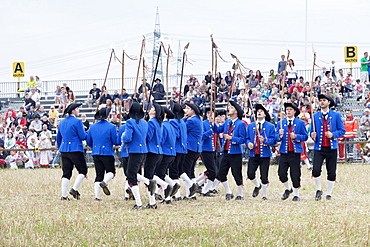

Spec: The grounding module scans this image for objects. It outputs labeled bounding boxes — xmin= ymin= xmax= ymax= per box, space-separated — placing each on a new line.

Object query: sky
xmin=0 ymin=0 xmax=369 ymax=83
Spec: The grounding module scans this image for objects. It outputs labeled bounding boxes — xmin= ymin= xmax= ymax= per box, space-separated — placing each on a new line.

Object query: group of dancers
xmin=56 ymin=93 xmax=345 ymax=209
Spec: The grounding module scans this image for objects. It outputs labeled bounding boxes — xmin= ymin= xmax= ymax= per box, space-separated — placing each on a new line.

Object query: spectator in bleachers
xmin=0 ymin=147 xmax=8 ymax=169
xmin=278 ymin=55 xmax=286 ymax=74
xmin=58 ymin=88 xmax=68 ymax=113
xmin=5 ymin=107 xmax=16 ymax=122
xmin=40 ymin=124 xmax=52 ymax=142
xmin=217 ymin=81 xmax=228 ymax=102
xmin=81 ymin=114 xmax=90 ymax=131
xmin=39 ymin=135 xmax=52 ymax=167
xmin=37 ymin=106 xmax=48 ymax=118
xmin=40 ymin=116 xmax=52 ymax=131
xmin=0 ymin=127 xmax=5 ymax=141
xmin=152 ymin=78 xmax=165 ymax=100
xmin=255 ymin=70 xmax=263 ymax=83
xmin=26 ymin=107 xmax=39 ymax=127
xmin=185 ymin=86 xmax=195 ymax=100
xmin=31 ymin=88 xmax=41 ymax=109
xmin=359 ymin=108 xmax=370 ymax=137
xmin=24 ymin=93 xmax=36 ymax=111
xmin=183 ymin=80 xmax=191 ymax=97
xmin=215 ymin=72 xmax=223 ymax=87
xmin=16 ymin=112 xmax=27 ymax=127
xmin=187 ymin=74 xmax=199 ymax=88
xmin=204 ymin=71 xmax=213 ymax=85
xmin=67 ymin=90 xmax=76 ymax=104
xmin=112 ymin=90 xmax=121 ymax=101
xmin=27 ymin=136 xmax=39 ymax=168
xmin=5 ymin=151 xmax=18 ymax=169
xmin=192 ymin=89 xmax=204 ymax=106
xmin=62 ymin=82 xmax=71 ymax=92
xmin=321 ymin=71 xmax=332 ymax=85
xmin=86 ymin=83 xmax=101 ymax=107
xmin=111 ymin=98 xmax=122 ymax=118
xmin=4 ymin=132 xmax=16 ymax=149
xmin=19 ymin=106 xmax=27 ymax=118
xmin=224 ymin=71 xmax=233 ymax=87
xmin=55 ymin=85 xmax=62 ymax=104
xmin=199 ymin=80 xmax=209 ymax=94
xmin=121 ymin=89 xmax=129 ymax=102
xmin=24 ymin=76 xmax=36 ymax=95
xmin=30 ymin=115 xmax=42 ymax=135
xmin=48 ymin=105 xmax=59 ymax=127
xmin=100 ymin=89 xmax=111 ymax=105
xmin=286 ymin=59 xmax=297 ymax=86
xmin=270 ymin=96 xmax=280 ymax=123
xmin=16 ymin=133 xmax=27 ymax=148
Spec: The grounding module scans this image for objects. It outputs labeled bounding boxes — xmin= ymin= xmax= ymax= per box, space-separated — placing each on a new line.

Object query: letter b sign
xmin=344 ymin=46 xmax=358 ymax=63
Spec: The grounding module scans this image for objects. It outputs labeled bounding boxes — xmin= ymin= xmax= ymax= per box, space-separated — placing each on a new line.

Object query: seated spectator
xmin=67 ymin=90 xmax=76 ymax=104
xmin=360 ymin=109 xmax=370 ymax=137
xmin=39 ymin=135 xmax=52 ymax=167
xmin=5 ymin=107 xmax=16 ymax=122
xmin=16 ymin=112 xmax=27 ymax=127
xmin=192 ymin=89 xmax=205 ymax=106
xmin=121 ymin=89 xmax=129 ymax=102
xmin=58 ymin=88 xmax=68 ymax=113
xmin=0 ymin=146 xmax=8 ymax=169
xmin=86 ymin=83 xmax=101 ymax=107
xmin=55 ymin=85 xmax=62 ymax=104
xmin=4 ymin=132 xmax=16 ymax=149
xmin=224 ymin=71 xmax=233 ymax=87
xmin=30 ymin=88 xmax=41 ymax=109
xmin=111 ymin=98 xmax=121 ymax=118
xmin=112 ymin=90 xmax=121 ymax=101
xmin=5 ymin=151 xmax=19 ymax=169
xmin=16 ymin=151 xmax=30 ymax=169
xmin=215 ymin=72 xmax=223 ymax=87
xmin=204 ymin=71 xmax=213 ymax=85
xmin=187 ymin=74 xmax=200 ymax=88
xmin=0 ymin=127 xmax=6 ymax=141
xmin=186 ymin=86 xmax=195 ymax=100
xmin=16 ymin=133 xmax=27 ymax=148
xmin=48 ymin=105 xmax=59 ymax=127
xmin=270 ymin=96 xmax=280 ymax=123
xmin=138 ymin=79 xmax=151 ymax=95
xmin=24 ymin=76 xmax=36 ymax=95
xmin=217 ymin=82 xmax=228 ymax=102
xmin=152 ymin=78 xmax=165 ymax=100
xmin=40 ymin=124 xmax=52 ymax=142
xmin=37 ymin=106 xmax=49 ymax=118
xmin=199 ymin=80 xmax=209 ymax=94
xmin=81 ymin=114 xmax=90 ymax=131
xmin=24 ymin=93 xmax=36 ymax=111
xmin=30 ymin=115 xmax=43 ymax=135
xmin=27 ymin=136 xmax=40 ymax=168
xmin=183 ymin=81 xmax=192 ymax=97
xmin=40 ymin=116 xmax=53 ymax=131
xmin=99 ymin=89 xmax=112 ymax=105
xmin=255 ymin=70 xmax=263 ymax=82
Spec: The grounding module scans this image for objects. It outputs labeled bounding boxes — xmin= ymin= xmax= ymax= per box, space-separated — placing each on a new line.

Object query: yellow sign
xmin=13 ymin=62 xmax=25 ymax=77
xmin=344 ymin=46 xmax=358 ymax=63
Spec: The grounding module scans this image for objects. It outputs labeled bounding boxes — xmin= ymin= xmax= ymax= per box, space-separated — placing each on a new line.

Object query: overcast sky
xmin=0 ymin=0 xmax=369 ymax=83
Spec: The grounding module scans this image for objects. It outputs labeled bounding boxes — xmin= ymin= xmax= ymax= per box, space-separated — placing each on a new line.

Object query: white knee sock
xmin=137 ymin=174 xmax=149 ymax=185
xmin=184 ymin=180 xmax=191 ymax=197
xmin=251 ymin=178 xmax=260 ymax=187
xmin=211 ymin=179 xmax=220 ymax=191
xmin=94 ymin=182 xmax=101 ymax=199
xmin=131 ymin=185 xmax=142 ymax=206
xmin=202 ymin=180 xmax=213 ymax=194
xmin=124 ymin=180 xmax=129 ymax=197
xmin=293 ymin=188 xmax=299 ymax=197
xmin=284 ymin=181 xmax=292 ymax=190
xmin=237 ymin=185 xmax=243 ymax=197
xmin=222 ymin=181 xmax=232 ymax=194
xmin=262 ymin=183 xmax=268 ymax=197
xmin=303 ymin=159 xmax=311 ymax=168
xmin=180 ymin=173 xmax=193 ymax=185
xmin=72 ymin=174 xmax=85 ymax=190
xmin=61 ymin=178 xmax=70 ymax=197
xmin=327 ymin=181 xmax=335 ymax=195
xmin=148 ymin=191 xmax=156 ymax=205
xmin=153 ymin=175 xmax=168 ymax=190
xmin=164 ymin=175 xmax=176 ymax=186
xmin=314 ymin=176 xmax=321 ymax=190
xmin=103 ymin=172 xmax=114 ymax=184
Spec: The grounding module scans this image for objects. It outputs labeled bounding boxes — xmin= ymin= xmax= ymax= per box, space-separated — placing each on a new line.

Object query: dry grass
xmin=0 ymin=164 xmax=370 ymax=246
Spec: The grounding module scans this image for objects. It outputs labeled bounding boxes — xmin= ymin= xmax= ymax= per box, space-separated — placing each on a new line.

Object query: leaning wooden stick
xmin=95 ymin=48 xmax=114 ymax=113
xmin=178 ymin=42 xmax=190 ymax=101
xmin=119 ymin=49 xmax=125 ymax=126
xmin=165 ymin=44 xmax=170 ymax=108
xmin=310 ymin=52 xmax=317 ymax=132
xmin=133 ymin=37 xmax=145 ymax=102
xmin=279 ymin=49 xmax=290 ymax=129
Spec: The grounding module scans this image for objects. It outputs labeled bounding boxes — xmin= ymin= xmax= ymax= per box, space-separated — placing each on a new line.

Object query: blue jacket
xmin=86 ymin=120 xmax=118 ymax=156
xmin=146 ymin=117 xmax=163 ymax=154
xmin=169 ymin=119 xmax=187 ymax=154
xmin=184 ymin=115 xmax=203 ymax=153
xmin=215 ymin=118 xmax=247 ymax=154
xmin=122 ymin=119 xmax=148 ymax=154
xmin=202 ymin=119 xmax=216 ymax=152
xmin=117 ymin=124 xmax=128 ymax=158
xmin=56 ymin=115 xmax=87 ymax=152
xmin=311 ymin=110 xmax=345 ymax=150
xmin=277 ymin=118 xmax=308 ymax=154
xmin=161 ymin=121 xmax=176 ymax=156
xmin=246 ymin=121 xmax=277 ymax=158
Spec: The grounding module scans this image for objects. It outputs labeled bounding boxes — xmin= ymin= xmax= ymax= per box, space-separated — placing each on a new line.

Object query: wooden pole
xmin=166 ymin=45 xmax=170 ymax=108
xmin=134 ymin=37 xmax=145 ymax=101
xmin=310 ymin=52 xmax=317 ymax=132
xmin=95 ymin=49 xmax=114 ymax=113
xmin=279 ymin=50 xmax=290 ymax=129
xmin=178 ymin=42 xmax=190 ymax=100
xmin=119 ymin=50 xmax=125 ymax=126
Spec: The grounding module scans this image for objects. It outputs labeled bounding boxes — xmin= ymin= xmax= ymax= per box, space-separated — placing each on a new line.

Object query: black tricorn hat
xmin=216 ymin=109 xmax=227 ymax=116
xmin=170 ymin=101 xmax=185 ymax=121
xmin=284 ymin=103 xmax=300 ymax=117
xmin=229 ymin=100 xmax=243 ymax=120
xmin=129 ymin=102 xmax=144 ymax=123
xmin=94 ymin=107 xmax=111 ymax=121
xmin=152 ymin=103 xmax=163 ymax=123
xmin=63 ymin=103 xmax=82 ymax=117
xmin=185 ymin=102 xmax=201 ymax=116
xmin=203 ymin=107 xmax=211 ymax=120
xmin=255 ymin=104 xmax=271 ymax=122
xmin=155 ymin=78 xmax=161 ymax=82
xmin=318 ymin=94 xmax=335 ymax=107
xmin=162 ymin=106 xmax=175 ymax=119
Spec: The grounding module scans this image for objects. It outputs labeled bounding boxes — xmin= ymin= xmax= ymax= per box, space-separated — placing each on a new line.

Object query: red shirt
xmin=224 ymin=123 xmax=233 ymax=151
xmin=322 ymin=118 xmax=331 ymax=147
xmin=288 ymin=125 xmax=294 ymax=151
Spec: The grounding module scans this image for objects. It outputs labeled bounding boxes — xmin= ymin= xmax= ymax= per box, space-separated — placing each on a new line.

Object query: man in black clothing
xmin=152 ymin=78 xmax=165 ymax=100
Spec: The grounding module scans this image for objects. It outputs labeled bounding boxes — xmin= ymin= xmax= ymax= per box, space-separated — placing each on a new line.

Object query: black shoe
xmin=148 ymin=179 xmax=157 ymax=196
xmin=60 ymin=196 xmax=70 ymax=201
xmin=126 ymin=187 xmax=135 ymax=200
xmin=172 ymin=196 xmax=182 ymax=201
xmin=170 ymin=183 xmax=181 ymax=197
xmin=307 ymin=166 xmax=313 ymax=171
xmin=182 ymin=196 xmax=189 ymax=200
xmin=190 ymin=196 xmax=197 ymax=200
xmin=94 ymin=198 xmax=101 ymax=201
xmin=131 ymin=205 xmax=142 ymax=210
xmin=225 ymin=193 xmax=234 ymax=200
xmin=164 ymin=185 xmax=173 ymax=199
xmin=252 ymin=185 xmax=262 ymax=197
xmin=160 ymin=199 xmax=172 ymax=204
xmin=189 ymin=183 xmax=199 ymax=197
xmin=196 ymin=185 xmax=203 ymax=194
xmin=155 ymin=193 xmax=163 ymax=201
xmin=315 ymin=190 xmax=323 ymax=201
xmin=281 ymin=189 xmax=293 ymax=200
xmin=124 ymin=197 xmax=129 ymax=201
xmin=292 ymin=196 xmax=300 ymax=201
xmin=201 ymin=191 xmax=215 ymax=197
xmin=99 ymin=181 xmax=110 ymax=196
xmin=144 ymin=203 xmax=158 ymax=209
xmin=69 ymin=188 xmax=81 ymax=200
xmin=210 ymin=189 xmax=219 ymax=194
xmin=326 ymin=195 xmax=332 ymax=200
xmin=235 ymin=196 xmax=244 ymax=200
xmin=262 ymin=196 xmax=268 ymax=200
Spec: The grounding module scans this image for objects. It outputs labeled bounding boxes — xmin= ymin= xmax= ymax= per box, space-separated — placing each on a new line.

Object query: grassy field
xmin=0 ymin=164 xmax=369 ymax=246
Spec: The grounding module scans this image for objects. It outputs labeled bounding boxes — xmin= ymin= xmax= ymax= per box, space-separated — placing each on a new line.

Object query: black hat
xmin=229 ymin=100 xmax=244 ymax=120
xmin=63 ymin=103 xmax=82 ymax=117
xmin=185 ymin=103 xmax=201 ymax=116
xmin=284 ymin=103 xmax=300 ymax=117
xmin=129 ymin=102 xmax=144 ymax=123
xmin=318 ymin=94 xmax=335 ymax=107
xmin=170 ymin=101 xmax=185 ymax=121
xmin=216 ymin=109 xmax=227 ymax=116
xmin=255 ymin=104 xmax=271 ymax=122
xmin=162 ymin=106 xmax=175 ymax=119
xmin=152 ymin=103 xmax=163 ymax=123
xmin=94 ymin=107 xmax=111 ymax=121
xmin=155 ymin=78 xmax=161 ymax=82
xmin=203 ymin=107 xmax=212 ymax=120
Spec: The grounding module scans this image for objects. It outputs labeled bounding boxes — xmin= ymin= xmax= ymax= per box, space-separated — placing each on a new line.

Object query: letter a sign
xmin=13 ymin=62 xmax=25 ymax=77
xmin=344 ymin=46 xmax=358 ymax=63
